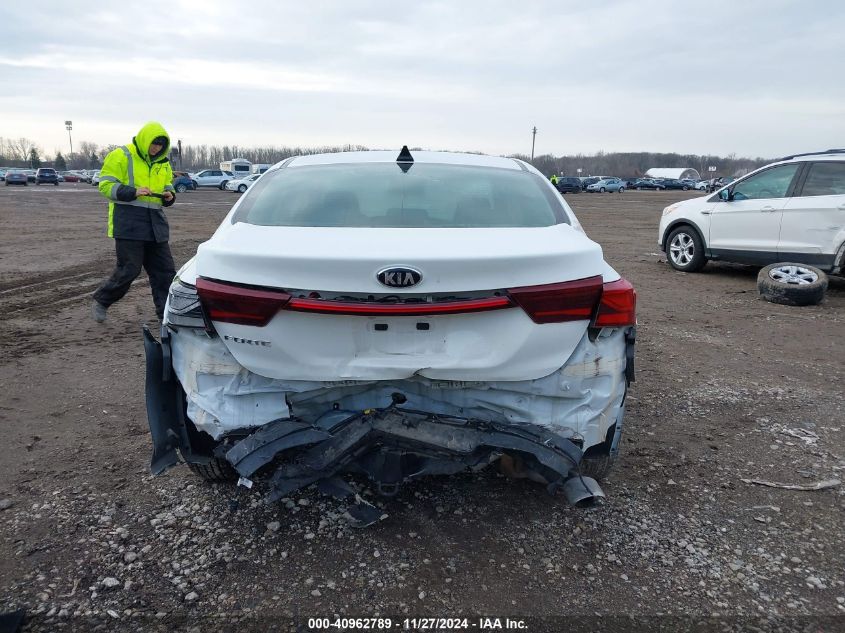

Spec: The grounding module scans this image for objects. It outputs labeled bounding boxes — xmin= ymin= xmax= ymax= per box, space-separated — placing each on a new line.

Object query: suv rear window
xmin=800 ymin=162 xmax=845 ymax=197
xmin=233 ymin=163 xmax=569 ymax=228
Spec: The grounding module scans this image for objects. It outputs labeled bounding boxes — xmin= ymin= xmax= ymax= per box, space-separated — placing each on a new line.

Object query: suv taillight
xmin=594 ymin=278 xmax=636 ymax=328
xmin=196 ymin=278 xmax=291 ymax=326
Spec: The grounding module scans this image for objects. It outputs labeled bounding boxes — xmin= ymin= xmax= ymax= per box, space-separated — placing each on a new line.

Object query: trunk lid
xmin=194 ymin=224 xmax=607 ymax=381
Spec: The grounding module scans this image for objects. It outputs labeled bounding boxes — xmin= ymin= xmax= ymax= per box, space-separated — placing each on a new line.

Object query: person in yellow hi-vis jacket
xmin=92 ymin=122 xmax=177 ymax=322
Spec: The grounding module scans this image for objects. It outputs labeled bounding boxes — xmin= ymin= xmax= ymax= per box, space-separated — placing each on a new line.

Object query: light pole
xmin=530 ymin=126 xmax=537 ymax=161
xmin=65 ymin=120 xmax=73 ymax=161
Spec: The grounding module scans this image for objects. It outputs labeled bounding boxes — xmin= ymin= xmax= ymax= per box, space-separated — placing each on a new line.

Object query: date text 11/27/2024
xmin=307 ymin=617 xmax=528 ymax=630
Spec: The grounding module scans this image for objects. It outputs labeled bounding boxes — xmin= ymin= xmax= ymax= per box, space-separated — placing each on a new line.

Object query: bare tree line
xmin=2 ymin=136 xmax=772 ymax=178
xmin=518 ymin=150 xmax=773 ymax=179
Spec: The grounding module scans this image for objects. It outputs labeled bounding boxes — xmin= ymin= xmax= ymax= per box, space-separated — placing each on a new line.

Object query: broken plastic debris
xmin=740 ymin=478 xmax=840 ymax=491
xmin=237 ymin=477 xmax=254 ymax=489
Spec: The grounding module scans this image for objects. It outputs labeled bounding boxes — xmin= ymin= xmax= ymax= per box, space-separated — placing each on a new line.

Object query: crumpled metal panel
xmin=170 ymin=327 xmax=626 ymax=450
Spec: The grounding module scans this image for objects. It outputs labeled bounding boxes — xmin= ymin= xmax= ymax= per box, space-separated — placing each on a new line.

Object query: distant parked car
xmin=4 ymin=169 xmax=28 ymax=186
xmin=579 ymin=176 xmax=601 ymax=191
xmin=587 ymin=178 xmax=626 ymax=193
xmin=90 ymin=170 xmax=102 ymax=186
xmin=0 ymin=170 xmax=5 ymax=182
xmin=190 ymin=169 xmax=236 ymax=189
xmin=172 ymin=172 xmax=197 ymax=193
xmin=695 ymin=180 xmax=710 ymax=191
xmin=60 ymin=171 xmax=81 ymax=183
xmin=555 ymin=177 xmax=582 ymax=194
xmin=35 ymin=167 xmax=59 ymax=185
xmin=660 ymin=179 xmax=691 ymax=191
xmin=633 ymin=178 xmax=666 ymax=190
xmin=225 ymin=173 xmax=262 ymax=193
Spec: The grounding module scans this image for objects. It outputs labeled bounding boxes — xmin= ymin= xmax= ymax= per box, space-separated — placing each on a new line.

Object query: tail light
xmin=286 ymin=296 xmax=512 ymax=316
xmin=594 ymin=278 xmax=637 ymax=328
xmin=507 ymin=276 xmax=636 ymax=327
xmin=196 ymin=278 xmax=291 ymax=326
xmin=507 ymin=276 xmax=603 ymax=324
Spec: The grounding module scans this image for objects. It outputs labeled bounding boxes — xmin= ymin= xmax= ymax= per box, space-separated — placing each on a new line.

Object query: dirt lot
xmin=1 ymin=183 xmax=843 ymax=632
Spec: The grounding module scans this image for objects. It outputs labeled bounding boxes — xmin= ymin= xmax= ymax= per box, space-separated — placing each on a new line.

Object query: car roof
xmin=286 ymin=150 xmax=525 ymax=171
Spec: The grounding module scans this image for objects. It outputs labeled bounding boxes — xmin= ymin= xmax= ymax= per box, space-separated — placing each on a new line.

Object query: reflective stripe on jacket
xmin=98 ymin=121 xmax=175 ymax=242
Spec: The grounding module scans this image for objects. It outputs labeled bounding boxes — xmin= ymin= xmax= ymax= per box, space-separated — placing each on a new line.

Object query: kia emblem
xmin=377 ymin=267 xmax=422 ymax=288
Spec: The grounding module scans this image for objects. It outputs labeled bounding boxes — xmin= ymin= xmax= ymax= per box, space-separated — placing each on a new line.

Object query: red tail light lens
xmin=286 ymin=296 xmax=512 ymax=316
xmin=594 ymin=278 xmax=637 ymax=327
xmin=507 ymin=276 xmax=603 ymax=324
xmin=196 ymin=278 xmax=291 ymax=326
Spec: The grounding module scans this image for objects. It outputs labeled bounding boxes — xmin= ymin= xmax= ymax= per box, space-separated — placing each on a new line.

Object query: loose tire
xmin=666 ymin=225 xmax=706 ymax=272
xmin=757 ymin=263 xmax=828 ymax=306
xmin=188 ymin=458 xmax=238 ymax=482
xmin=238 ymin=184 xmax=247 ymax=193
xmin=175 ymin=183 xmax=187 ymax=193
xmin=579 ymin=454 xmax=614 ymax=481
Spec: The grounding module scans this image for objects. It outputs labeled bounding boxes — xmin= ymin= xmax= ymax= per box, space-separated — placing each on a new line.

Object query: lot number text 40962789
xmin=307 ymin=617 xmax=528 ymax=630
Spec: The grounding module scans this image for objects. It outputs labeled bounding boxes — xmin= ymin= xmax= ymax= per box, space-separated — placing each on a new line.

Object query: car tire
xmin=191 ymin=181 xmax=198 ymax=189
xmin=666 ymin=225 xmax=706 ymax=272
xmin=579 ymin=454 xmax=614 ymax=481
xmin=54 ymin=182 xmax=58 ymax=186
xmin=637 ymin=187 xmax=642 ymax=190
xmin=219 ymin=181 xmax=228 ymax=190
xmin=682 ymin=186 xmax=689 ymax=191
xmin=187 ymin=458 xmax=238 ymax=483
xmin=757 ymin=263 xmax=828 ymax=307
xmin=238 ymin=184 xmax=247 ymax=193
xmin=599 ymin=187 xmax=606 ymax=193
xmin=618 ymin=187 xmax=625 ymax=193
xmin=175 ymin=184 xmax=187 ymax=193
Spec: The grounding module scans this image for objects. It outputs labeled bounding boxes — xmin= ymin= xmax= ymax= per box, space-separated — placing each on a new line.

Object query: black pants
xmin=94 ymin=239 xmax=176 ymax=319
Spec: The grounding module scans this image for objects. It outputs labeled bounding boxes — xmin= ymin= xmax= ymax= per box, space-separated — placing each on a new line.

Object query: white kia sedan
xmin=659 ymin=150 xmax=845 ymax=274
xmin=144 ymin=148 xmax=636 ymax=518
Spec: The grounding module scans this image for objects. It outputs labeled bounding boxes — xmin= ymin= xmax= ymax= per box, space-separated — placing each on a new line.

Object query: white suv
xmin=144 ymin=149 xmax=636 ymax=518
xmin=658 ymin=150 xmax=845 ymax=274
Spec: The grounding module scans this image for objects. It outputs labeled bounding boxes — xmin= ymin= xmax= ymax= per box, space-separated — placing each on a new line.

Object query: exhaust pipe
xmin=562 ymin=475 xmax=606 ymax=507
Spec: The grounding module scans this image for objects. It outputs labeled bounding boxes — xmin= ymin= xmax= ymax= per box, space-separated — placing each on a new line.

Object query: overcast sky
xmin=1 ymin=0 xmax=843 ymax=159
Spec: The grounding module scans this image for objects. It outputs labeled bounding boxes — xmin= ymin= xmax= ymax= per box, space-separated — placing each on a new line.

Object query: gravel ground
xmin=1 ymin=184 xmax=843 ymax=632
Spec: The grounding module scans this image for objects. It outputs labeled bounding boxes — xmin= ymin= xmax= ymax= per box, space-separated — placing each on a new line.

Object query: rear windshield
xmin=232 ymin=163 xmax=569 ymax=228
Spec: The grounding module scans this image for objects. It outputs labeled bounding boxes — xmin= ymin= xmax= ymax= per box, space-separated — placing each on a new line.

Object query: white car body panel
xmin=779 ymin=194 xmax=845 ymax=259
xmin=193 ymin=224 xmax=612 ymax=381
xmin=708 ymin=196 xmax=786 ymax=253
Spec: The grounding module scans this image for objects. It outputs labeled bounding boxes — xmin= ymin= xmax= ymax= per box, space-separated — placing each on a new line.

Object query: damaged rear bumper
xmin=143 ymin=325 xmax=632 ymax=506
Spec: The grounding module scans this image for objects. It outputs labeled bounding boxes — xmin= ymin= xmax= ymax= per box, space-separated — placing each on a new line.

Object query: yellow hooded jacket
xmin=98 ymin=121 xmax=175 ymax=242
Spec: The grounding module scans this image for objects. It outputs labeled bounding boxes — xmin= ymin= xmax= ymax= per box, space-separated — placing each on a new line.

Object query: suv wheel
xmin=757 ymin=263 xmax=828 ymax=306
xmin=238 ymin=184 xmax=248 ymax=193
xmin=666 ymin=226 xmax=706 ymax=272
xmin=175 ymin=183 xmax=187 ymax=193
xmin=618 ymin=187 xmax=625 ymax=193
